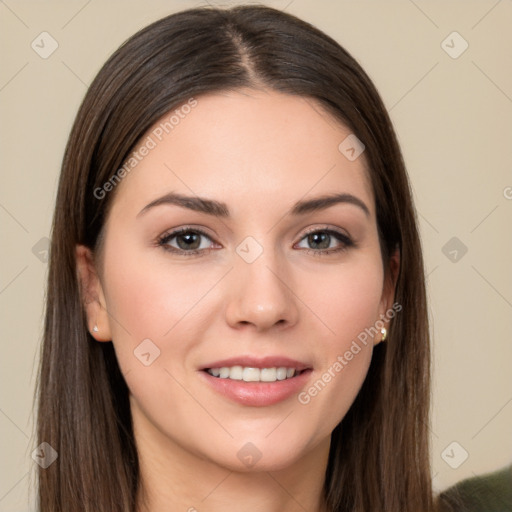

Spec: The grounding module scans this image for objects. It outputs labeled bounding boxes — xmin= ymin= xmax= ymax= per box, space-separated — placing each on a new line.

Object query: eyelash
xmin=156 ymin=226 xmax=355 ymax=258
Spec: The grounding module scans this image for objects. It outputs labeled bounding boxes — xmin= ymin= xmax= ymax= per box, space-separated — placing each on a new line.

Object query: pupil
xmin=177 ymin=232 xmax=200 ymax=250
xmin=309 ymin=232 xmax=330 ymax=249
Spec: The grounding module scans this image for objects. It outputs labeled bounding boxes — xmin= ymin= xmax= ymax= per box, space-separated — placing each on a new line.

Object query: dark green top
xmin=438 ymin=464 xmax=512 ymax=512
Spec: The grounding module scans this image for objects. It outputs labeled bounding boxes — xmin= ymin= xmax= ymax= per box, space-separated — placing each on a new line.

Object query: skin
xmin=76 ymin=88 xmax=399 ymax=512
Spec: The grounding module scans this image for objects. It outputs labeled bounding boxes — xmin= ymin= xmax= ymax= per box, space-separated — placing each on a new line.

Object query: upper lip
xmin=201 ymin=356 xmax=312 ymax=372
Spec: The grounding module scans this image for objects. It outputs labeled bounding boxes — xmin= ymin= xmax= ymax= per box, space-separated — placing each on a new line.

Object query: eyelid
xmin=158 ymin=225 xmax=217 ymax=241
xmin=299 ymin=224 xmax=352 ymax=240
xmin=294 ymin=225 xmax=354 ymax=252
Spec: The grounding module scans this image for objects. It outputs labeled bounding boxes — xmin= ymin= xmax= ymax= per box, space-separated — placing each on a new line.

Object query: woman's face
xmin=81 ymin=89 xmax=396 ymax=472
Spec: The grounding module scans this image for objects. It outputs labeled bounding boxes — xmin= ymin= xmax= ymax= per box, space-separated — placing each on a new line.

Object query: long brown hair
xmin=36 ymin=5 xmax=433 ymax=511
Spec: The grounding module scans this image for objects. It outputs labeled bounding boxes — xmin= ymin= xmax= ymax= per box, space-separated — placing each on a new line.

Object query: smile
xmin=206 ymin=366 xmax=303 ymax=382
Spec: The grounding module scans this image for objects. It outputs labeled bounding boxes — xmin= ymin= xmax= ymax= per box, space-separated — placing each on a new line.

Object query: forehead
xmin=108 ymin=89 xmax=374 ymax=219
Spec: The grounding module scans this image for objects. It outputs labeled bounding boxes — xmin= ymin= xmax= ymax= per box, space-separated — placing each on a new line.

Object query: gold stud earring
xmin=380 ymin=327 xmax=387 ymax=341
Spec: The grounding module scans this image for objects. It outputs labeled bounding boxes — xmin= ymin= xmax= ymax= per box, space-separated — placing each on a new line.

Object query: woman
xmin=36 ymin=5 xmax=433 ymax=511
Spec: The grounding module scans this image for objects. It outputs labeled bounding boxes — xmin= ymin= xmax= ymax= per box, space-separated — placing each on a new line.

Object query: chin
xmin=218 ymin=452 xmax=304 ymax=474
xmin=202 ymin=433 xmax=322 ymax=474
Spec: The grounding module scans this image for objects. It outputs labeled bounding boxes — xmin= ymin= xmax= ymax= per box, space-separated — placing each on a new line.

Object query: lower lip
xmin=200 ymin=369 xmax=313 ymax=407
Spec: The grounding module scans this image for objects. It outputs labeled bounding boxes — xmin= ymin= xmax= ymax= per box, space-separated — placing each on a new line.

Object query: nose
xmin=224 ymin=248 xmax=300 ymax=332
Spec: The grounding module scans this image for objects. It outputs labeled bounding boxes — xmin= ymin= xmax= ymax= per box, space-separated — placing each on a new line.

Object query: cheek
xmin=293 ymin=254 xmax=383 ymax=428
xmin=102 ymin=245 xmax=218 ymax=342
xmin=99 ymin=238 xmax=226 ymax=390
xmin=297 ymin=341 xmax=373 ymax=440
xmin=300 ymin=252 xmax=384 ymax=352
xmin=100 ymin=248 xmax=210 ymax=422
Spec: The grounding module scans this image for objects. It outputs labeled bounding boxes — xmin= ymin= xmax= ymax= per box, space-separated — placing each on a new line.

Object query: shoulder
xmin=437 ymin=464 xmax=512 ymax=512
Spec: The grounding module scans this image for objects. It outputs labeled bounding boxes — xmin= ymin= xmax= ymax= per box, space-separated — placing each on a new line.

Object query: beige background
xmin=1 ymin=0 xmax=511 ymax=509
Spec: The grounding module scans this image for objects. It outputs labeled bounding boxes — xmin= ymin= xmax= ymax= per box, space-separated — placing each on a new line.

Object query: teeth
xmin=207 ymin=366 xmax=298 ymax=382
xmin=230 ymin=365 xmax=243 ymax=380
xmin=276 ymin=367 xmax=287 ymax=380
xmin=260 ymin=368 xmax=277 ymax=382
xmin=243 ymin=367 xmax=260 ymax=382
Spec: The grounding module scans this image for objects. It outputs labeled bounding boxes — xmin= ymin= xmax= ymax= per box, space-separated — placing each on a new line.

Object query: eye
xmin=157 ymin=227 xmax=217 ymax=255
xmin=295 ymin=228 xmax=354 ymax=255
xmin=157 ymin=226 xmax=354 ymax=257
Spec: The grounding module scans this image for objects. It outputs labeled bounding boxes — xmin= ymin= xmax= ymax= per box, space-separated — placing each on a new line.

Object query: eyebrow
xmin=137 ymin=191 xmax=370 ymax=219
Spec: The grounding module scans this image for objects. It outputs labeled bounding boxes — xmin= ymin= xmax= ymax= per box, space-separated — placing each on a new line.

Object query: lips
xmin=199 ymin=355 xmax=313 ymax=406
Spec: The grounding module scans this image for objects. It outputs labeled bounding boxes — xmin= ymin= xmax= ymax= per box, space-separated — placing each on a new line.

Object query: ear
xmin=75 ymin=244 xmax=112 ymax=342
xmin=375 ymin=245 xmax=400 ymax=346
